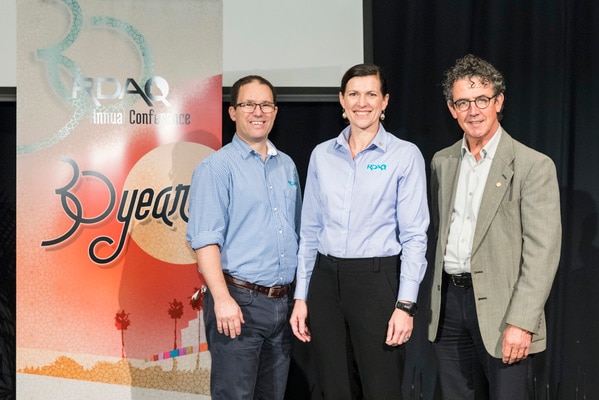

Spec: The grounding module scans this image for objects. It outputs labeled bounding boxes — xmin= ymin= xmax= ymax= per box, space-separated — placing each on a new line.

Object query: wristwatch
xmin=395 ymin=301 xmax=417 ymax=316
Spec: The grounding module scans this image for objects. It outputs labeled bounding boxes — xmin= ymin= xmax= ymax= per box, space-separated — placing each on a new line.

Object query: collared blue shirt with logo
xmin=295 ymin=124 xmax=429 ymax=302
xmin=186 ymin=135 xmax=301 ymax=287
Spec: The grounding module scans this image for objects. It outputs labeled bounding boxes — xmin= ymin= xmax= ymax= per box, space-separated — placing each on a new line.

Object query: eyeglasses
xmin=234 ymin=102 xmax=276 ymax=113
xmin=451 ymin=95 xmax=497 ymax=111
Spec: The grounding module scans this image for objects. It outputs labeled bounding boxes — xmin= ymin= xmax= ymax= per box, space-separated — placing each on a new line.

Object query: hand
xmin=501 ymin=324 xmax=532 ymax=364
xmin=213 ymin=294 xmax=244 ymax=338
xmin=385 ymin=308 xmax=413 ymax=347
xmin=290 ymin=300 xmax=311 ymax=342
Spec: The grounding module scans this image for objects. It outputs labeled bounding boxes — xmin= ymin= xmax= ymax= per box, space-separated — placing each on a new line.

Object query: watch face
xmin=396 ymin=301 xmax=417 ymax=316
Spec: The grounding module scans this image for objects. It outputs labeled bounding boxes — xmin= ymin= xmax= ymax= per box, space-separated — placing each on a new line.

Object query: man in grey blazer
xmin=428 ymin=54 xmax=561 ymax=400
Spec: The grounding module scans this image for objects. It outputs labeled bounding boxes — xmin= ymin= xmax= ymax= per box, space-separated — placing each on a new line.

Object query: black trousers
xmin=433 ymin=276 xmax=533 ymax=400
xmin=307 ymin=253 xmax=405 ymax=400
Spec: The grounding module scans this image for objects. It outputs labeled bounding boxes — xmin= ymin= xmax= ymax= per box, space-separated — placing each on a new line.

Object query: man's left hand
xmin=501 ymin=324 xmax=532 ymax=364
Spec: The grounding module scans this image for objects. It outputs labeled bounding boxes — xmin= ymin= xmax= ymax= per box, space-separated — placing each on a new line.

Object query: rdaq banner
xmin=16 ymin=1 xmax=222 ymax=398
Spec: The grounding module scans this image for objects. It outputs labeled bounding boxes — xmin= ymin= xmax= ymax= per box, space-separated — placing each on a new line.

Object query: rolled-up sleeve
xmin=186 ymin=161 xmax=228 ymax=251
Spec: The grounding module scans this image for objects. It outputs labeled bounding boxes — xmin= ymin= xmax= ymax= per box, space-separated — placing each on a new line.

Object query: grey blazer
xmin=428 ymin=130 xmax=562 ymax=358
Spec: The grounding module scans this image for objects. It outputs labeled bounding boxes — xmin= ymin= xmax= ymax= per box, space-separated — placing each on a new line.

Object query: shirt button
xmin=273 ymin=208 xmax=278 ymax=212
xmin=278 ymin=229 xmax=283 ymax=234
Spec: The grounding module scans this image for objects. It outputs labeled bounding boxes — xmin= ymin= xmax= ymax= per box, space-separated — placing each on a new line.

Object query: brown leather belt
xmin=447 ymin=272 xmax=472 ymax=288
xmin=223 ymin=273 xmax=292 ymax=298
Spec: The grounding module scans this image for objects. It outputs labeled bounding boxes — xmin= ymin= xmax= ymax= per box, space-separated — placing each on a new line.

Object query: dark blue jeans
xmin=433 ymin=279 xmax=532 ymax=400
xmin=203 ymin=285 xmax=293 ymax=400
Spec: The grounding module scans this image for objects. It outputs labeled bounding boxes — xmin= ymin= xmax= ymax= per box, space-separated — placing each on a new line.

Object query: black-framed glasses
xmin=234 ymin=102 xmax=276 ymax=113
xmin=451 ymin=95 xmax=497 ymax=111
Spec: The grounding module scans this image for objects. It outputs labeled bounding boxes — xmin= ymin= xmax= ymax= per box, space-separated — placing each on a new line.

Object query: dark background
xmin=0 ymin=100 xmax=15 ymax=400
xmin=5 ymin=1 xmax=599 ymax=399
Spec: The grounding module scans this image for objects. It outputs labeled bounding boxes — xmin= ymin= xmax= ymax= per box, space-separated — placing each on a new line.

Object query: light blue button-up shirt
xmin=294 ymin=124 xmax=429 ymax=302
xmin=186 ymin=135 xmax=302 ymax=286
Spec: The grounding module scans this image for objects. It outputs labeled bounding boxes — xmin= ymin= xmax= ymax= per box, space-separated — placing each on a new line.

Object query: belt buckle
xmin=450 ymin=275 xmax=461 ymax=287
xmin=267 ymin=287 xmax=278 ymax=298
xmin=451 ymin=274 xmax=470 ymax=288
xmin=267 ymin=286 xmax=284 ymax=298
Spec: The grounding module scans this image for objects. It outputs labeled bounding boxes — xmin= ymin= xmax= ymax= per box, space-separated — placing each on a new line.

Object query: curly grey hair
xmin=442 ymin=54 xmax=506 ymax=102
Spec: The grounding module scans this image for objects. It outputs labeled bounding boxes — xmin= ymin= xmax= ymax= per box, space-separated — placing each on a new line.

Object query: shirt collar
xmin=232 ymin=134 xmax=278 ymax=158
xmin=460 ymin=125 xmax=502 ymax=160
xmin=335 ymin=124 xmax=388 ymax=152
xmin=266 ymin=140 xmax=278 ymax=156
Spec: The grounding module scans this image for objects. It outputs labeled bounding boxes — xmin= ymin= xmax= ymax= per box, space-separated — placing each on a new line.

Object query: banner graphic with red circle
xmin=16 ymin=1 xmax=222 ymax=398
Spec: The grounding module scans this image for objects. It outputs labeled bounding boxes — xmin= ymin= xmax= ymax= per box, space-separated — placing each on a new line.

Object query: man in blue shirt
xmin=186 ymin=75 xmax=302 ymax=399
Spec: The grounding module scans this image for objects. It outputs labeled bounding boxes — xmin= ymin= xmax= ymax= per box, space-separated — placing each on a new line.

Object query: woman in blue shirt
xmin=290 ymin=64 xmax=429 ymax=399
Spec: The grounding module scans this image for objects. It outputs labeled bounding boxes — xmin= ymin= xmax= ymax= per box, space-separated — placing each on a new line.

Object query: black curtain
xmin=371 ymin=2 xmax=598 ymax=399
xmin=0 ymin=101 xmax=16 ymax=400
xmin=225 ymin=1 xmax=599 ymax=399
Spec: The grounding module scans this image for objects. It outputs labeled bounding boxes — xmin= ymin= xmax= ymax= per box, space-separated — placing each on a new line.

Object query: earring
xmin=380 ymin=111 xmax=386 ymax=121
xmin=342 ymin=110 xmax=347 ymax=119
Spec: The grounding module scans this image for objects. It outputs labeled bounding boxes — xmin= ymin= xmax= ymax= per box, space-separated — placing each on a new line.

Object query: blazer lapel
xmin=471 ymin=132 xmax=515 ymax=255
xmin=438 ymin=143 xmax=462 ymax=244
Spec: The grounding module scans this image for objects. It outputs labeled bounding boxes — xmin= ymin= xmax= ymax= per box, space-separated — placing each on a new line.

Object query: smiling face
xmin=339 ymin=75 xmax=389 ymax=134
xmin=228 ymin=80 xmax=278 ymax=145
xmin=448 ymin=77 xmax=504 ymax=146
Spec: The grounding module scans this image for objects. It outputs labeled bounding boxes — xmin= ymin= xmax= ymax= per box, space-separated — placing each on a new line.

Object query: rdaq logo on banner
xmin=16 ymin=0 xmax=222 ymax=398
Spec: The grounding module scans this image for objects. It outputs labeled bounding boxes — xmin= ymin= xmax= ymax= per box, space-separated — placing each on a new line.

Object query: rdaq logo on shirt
xmin=367 ymin=164 xmax=387 ymax=171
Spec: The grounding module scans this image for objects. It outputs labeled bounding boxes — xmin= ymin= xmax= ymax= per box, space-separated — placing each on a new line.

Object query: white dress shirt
xmin=443 ymin=128 xmax=502 ymax=275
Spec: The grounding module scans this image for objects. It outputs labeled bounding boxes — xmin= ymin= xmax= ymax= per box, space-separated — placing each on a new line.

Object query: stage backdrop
xmin=16 ymin=1 xmax=222 ymax=398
